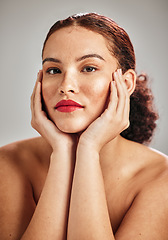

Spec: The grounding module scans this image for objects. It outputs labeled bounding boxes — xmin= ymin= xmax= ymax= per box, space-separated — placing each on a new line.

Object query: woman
xmin=0 ymin=13 xmax=168 ymax=240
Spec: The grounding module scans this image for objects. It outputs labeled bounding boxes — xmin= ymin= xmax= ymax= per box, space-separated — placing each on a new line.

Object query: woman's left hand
xmin=79 ymin=68 xmax=130 ymax=152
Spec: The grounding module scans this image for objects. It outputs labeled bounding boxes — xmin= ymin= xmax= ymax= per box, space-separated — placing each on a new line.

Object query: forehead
xmin=43 ymin=26 xmax=113 ymax=60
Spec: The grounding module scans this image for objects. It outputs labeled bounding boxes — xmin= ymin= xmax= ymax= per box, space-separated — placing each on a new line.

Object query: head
xmin=41 ymin=13 xmax=136 ymax=134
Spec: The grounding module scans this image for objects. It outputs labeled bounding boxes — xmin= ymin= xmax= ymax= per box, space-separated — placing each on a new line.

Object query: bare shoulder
xmin=121 ymin=139 xmax=168 ymax=202
xmin=115 ymin=141 xmax=168 ymax=239
xmin=0 ymin=137 xmax=52 ymax=174
xmin=0 ymin=136 xmax=52 ymax=199
xmin=140 ymin=142 xmax=168 ymax=169
xmin=137 ymin=144 xmax=168 ymax=209
xmin=123 ymin=138 xmax=168 ymax=176
xmin=0 ymin=136 xmax=52 ymax=162
xmin=0 ymin=137 xmax=51 ymax=239
xmin=116 ymin=172 xmax=168 ymax=239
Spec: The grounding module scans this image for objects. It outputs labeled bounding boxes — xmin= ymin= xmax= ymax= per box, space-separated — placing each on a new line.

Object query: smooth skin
xmin=0 ymin=26 xmax=168 ymax=240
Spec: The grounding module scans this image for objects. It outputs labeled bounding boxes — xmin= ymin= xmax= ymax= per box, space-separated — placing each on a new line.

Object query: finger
xmin=31 ymin=75 xmax=44 ymax=128
xmin=123 ymin=92 xmax=130 ymax=125
xmin=116 ymin=69 xmax=130 ymax=128
xmin=117 ymin=69 xmax=130 ymax=119
xmin=114 ymin=69 xmax=127 ymax=115
xmin=118 ymin=69 xmax=129 ymax=97
xmin=31 ymin=82 xmax=41 ymax=124
xmin=31 ymin=70 xmax=43 ymax=101
xmin=31 ymin=70 xmax=43 ymax=113
xmin=34 ymin=81 xmax=42 ymax=114
xmin=108 ymin=80 xmax=118 ymax=112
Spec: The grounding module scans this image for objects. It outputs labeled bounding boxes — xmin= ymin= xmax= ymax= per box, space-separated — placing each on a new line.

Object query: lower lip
xmin=56 ymin=106 xmax=83 ymax=112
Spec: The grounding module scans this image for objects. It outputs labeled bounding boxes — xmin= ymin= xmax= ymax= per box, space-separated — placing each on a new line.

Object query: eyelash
xmin=82 ymin=66 xmax=97 ymax=72
xmin=46 ymin=66 xmax=98 ymax=75
xmin=46 ymin=67 xmax=61 ymax=75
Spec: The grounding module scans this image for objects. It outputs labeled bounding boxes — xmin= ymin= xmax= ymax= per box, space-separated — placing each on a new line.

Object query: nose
xmin=58 ymin=71 xmax=79 ymax=94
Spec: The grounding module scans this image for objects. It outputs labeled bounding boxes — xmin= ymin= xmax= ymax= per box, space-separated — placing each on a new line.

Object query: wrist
xmin=76 ymin=143 xmax=100 ymax=167
xmin=78 ymin=136 xmax=100 ymax=153
xmin=50 ymin=137 xmax=76 ymax=151
xmin=51 ymin=142 xmax=74 ymax=157
xmin=78 ymin=138 xmax=99 ymax=154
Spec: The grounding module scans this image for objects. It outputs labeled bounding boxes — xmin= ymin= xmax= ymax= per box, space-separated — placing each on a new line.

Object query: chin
xmin=55 ymin=120 xmax=89 ymax=134
xmin=57 ymin=125 xmax=85 ymax=134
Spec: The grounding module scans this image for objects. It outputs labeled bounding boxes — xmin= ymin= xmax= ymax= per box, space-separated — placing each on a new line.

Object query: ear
xmin=123 ymin=69 xmax=136 ymax=96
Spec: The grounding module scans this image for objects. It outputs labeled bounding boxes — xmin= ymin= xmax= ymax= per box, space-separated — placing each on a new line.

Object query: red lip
xmin=55 ymin=100 xmax=84 ymax=112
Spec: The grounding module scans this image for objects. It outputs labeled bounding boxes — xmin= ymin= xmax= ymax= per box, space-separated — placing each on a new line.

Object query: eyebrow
xmin=76 ymin=54 xmax=105 ymax=62
xmin=42 ymin=54 xmax=105 ymax=65
xmin=42 ymin=57 xmax=61 ymax=65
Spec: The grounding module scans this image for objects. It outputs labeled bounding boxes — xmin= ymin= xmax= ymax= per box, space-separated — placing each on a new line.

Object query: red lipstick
xmin=55 ymin=100 xmax=84 ymax=112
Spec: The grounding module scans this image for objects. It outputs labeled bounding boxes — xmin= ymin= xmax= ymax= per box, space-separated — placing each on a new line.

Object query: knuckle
xmin=126 ymin=120 xmax=130 ymax=128
xmin=123 ymin=120 xmax=130 ymax=130
xmin=31 ymin=118 xmax=40 ymax=132
xmin=31 ymin=119 xmax=35 ymax=128
xmin=31 ymin=115 xmax=39 ymax=127
xmin=116 ymin=115 xmax=129 ymax=129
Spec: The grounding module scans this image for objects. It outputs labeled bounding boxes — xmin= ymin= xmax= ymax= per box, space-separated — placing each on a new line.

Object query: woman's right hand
xmin=31 ymin=70 xmax=77 ymax=151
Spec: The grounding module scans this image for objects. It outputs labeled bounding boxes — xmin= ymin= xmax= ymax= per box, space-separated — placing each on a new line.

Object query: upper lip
xmin=55 ymin=100 xmax=83 ymax=108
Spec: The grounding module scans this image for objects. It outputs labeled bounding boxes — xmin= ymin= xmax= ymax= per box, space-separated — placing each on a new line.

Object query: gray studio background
xmin=0 ymin=0 xmax=167 ymax=154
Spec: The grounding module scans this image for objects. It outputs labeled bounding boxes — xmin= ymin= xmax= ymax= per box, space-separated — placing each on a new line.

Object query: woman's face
xmin=42 ymin=26 xmax=118 ymax=133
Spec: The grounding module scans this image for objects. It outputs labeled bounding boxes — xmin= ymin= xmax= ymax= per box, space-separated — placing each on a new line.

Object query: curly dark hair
xmin=42 ymin=13 xmax=158 ymax=144
xmin=121 ymin=73 xmax=158 ymax=144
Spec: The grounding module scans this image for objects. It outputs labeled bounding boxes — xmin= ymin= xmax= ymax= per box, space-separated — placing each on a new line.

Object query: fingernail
xmin=118 ymin=68 xmax=122 ymax=75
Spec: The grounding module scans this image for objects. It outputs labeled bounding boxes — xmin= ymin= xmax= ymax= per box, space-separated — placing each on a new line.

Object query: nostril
xmin=59 ymin=89 xmax=75 ymax=94
xmin=69 ymin=89 xmax=75 ymax=93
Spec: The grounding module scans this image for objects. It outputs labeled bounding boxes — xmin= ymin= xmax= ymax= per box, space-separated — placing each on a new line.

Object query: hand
xmin=79 ymin=69 xmax=130 ymax=152
xmin=31 ymin=70 xmax=78 ymax=151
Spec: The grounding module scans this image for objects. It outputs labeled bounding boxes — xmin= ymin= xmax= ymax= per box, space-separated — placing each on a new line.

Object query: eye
xmin=82 ymin=66 xmax=97 ymax=72
xmin=46 ymin=67 xmax=61 ymax=75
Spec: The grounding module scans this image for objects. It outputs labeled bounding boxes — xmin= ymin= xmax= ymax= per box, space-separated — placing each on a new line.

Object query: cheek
xmin=42 ymin=81 xmax=57 ymax=106
xmin=86 ymin=77 xmax=110 ymax=103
